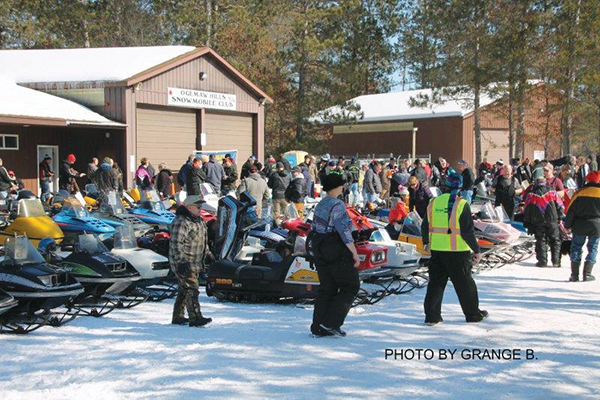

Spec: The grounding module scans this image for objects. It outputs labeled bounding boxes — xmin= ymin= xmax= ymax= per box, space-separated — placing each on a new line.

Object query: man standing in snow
xmin=169 ymin=195 xmax=212 ymax=327
xmin=421 ymin=173 xmax=487 ymax=325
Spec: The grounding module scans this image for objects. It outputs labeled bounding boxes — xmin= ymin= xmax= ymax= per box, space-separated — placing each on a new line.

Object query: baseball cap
xmin=183 ymin=195 xmax=205 ymax=206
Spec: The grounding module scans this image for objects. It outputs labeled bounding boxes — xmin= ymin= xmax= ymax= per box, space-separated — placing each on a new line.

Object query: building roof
xmin=0 ymin=80 xmax=125 ymax=127
xmin=0 ymin=46 xmax=196 ymax=84
xmin=0 ymin=45 xmax=273 ymax=103
xmin=315 ymin=87 xmax=498 ymax=124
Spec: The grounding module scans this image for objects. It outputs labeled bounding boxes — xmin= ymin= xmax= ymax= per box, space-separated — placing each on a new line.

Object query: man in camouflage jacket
xmin=169 ymin=195 xmax=212 ymax=327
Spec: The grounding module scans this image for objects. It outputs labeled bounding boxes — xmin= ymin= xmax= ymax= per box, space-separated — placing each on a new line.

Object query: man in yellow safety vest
xmin=421 ymin=173 xmax=488 ymax=325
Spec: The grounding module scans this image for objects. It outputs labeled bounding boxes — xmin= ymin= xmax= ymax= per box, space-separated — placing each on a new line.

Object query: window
xmin=0 ymin=134 xmax=18 ymax=150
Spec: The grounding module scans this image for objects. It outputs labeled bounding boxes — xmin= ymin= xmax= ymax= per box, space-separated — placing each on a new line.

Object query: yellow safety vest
xmin=427 ymin=193 xmax=471 ymax=252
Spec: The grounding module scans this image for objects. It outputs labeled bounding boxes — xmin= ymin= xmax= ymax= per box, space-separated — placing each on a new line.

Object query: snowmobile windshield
xmin=63 ymin=200 xmax=89 ymax=218
xmin=113 ymin=224 xmax=137 ymax=249
xmin=3 ymin=236 xmax=46 ymax=265
xmin=370 ymin=228 xmax=392 ymax=242
xmin=402 ymin=211 xmax=423 ymax=236
xmin=102 ymin=191 xmax=126 ymax=215
xmin=495 ymin=205 xmax=510 ymax=222
xmin=142 ymin=190 xmax=165 ymax=212
xmin=215 ymin=196 xmax=246 ymax=261
xmin=200 ymin=183 xmax=216 ymax=198
xmin=17 ymin=198 xmax=46 ymax=218
xmin=286 ymin=203 xmax=299 ymax=220
xmin=78 ymin=234 xmax=109 ymax=254
xmin=480 ymin=202 xmax=501 ymax=222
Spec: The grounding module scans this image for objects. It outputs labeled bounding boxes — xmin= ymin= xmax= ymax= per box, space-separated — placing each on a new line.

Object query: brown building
xmin=0 ymin=46 xmax=272 ymax=194
xmin=325 ymin=83 xmax=560 ymax=167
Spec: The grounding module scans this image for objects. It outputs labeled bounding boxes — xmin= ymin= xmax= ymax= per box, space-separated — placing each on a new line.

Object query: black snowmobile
xmin=40 ymin=234 xmax=145 ymax=317
xmin=0 ymin=236 xmax=84 ymax=333
xmin=206 ymin=193 xmax=319 ymax=302
xmin=0 ymin=289 xmax=18 ymax=317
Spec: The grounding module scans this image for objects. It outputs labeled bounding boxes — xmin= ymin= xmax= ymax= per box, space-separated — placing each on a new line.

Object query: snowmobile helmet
xmin=66 ymin=154 xmax=76 ymax=164
xmin=38 ymin=238 xmax=58 ymax=255
xmin=446 ymin=173 xmax=463 ymax=189
xmin=322 ymin=173 xmax=346 ymax=192
xmin=585 ymin=171 xmax=600 ymax=184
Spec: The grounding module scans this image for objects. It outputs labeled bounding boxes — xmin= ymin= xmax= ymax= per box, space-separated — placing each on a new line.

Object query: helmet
xmin=446 ymin=173 xmax=463 ymax=189
xmin=38 ymin=238 xmax=58 ymax=255
xmin=585 ymin=171 xmax=600 ymax=184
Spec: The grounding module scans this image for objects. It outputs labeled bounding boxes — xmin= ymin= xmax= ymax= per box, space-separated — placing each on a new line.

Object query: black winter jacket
xmin=564 ymin=182 xmax=600 ymax=237
xmin=156 ymin=169 xmax=173 ymax=197
xmin=186 ymin=166 xmax=207 ymax=196
xmin=268 ymin=171 xmax=290 ymax=200
xmin=286 ymin=177 xmax=306 ymax=203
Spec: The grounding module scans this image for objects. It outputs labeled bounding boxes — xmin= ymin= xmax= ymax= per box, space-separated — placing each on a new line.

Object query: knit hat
xmin=585 ymin=171 xmax=600 ymax=184
xmin=446 ymin=173 xmax=463 ymax=189
xmin=322 ymin=173 xmax=346 ymax=192
xmin=397 ymin=185 xmax=409 ymax=195
xmin=66 ymin=154 xmax=76 ymax=164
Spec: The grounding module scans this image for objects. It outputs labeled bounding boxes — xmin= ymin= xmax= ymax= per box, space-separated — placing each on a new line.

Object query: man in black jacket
xmin=186 ymin=157 xmax=207 ymax=196
xmin=492 ymin=164 xmax=522 ymax=219
xmin=286 ymin=167 xmax=306 ymax=218
xmin=268 ymin=162 xmax=290 ymax=225
xmin=457 ymin=160 xmax=475 ymax=203
xmin=565 ymin=171 xmax=600 ymax=281
xmin=523 ymin=177 xmax=564 ymax=268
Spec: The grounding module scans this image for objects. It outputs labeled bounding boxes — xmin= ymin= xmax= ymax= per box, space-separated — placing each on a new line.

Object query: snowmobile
xmin=41 ymin=234 xmax=144 ymax=316
xmin=206 ymin=193 xmax=322 ymax=302
xmin=91 ymin=190 xmax=151 ymax=234
xmin=470 ymin=202 xmax=534 ymax=273
xmin=0 ymin=236 xmax=84 ymax=333
xmin=129 ymin=189 xmax=175 ymax=227
xmin=52 ymin=197 xmax=115 ymax=243
xmin=0 ymin=194 xmax=64 ymax=247
xmin=0 ymin=289 xmax=18 ymax=317
xmin=107 ymin=224 xmax=175 ymax=301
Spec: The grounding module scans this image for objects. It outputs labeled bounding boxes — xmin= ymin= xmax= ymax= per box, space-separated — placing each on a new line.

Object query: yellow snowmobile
xmin=0 ymin=196 xmax=64 ymax=247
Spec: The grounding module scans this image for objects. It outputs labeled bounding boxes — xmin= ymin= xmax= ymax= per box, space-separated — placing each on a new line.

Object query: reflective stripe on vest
xmin=428 ymin=193 xmax=470 ymax=252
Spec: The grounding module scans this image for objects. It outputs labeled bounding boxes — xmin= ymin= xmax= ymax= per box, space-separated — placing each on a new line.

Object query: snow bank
xmin=1 ymin=258 xmax=599 ymax=399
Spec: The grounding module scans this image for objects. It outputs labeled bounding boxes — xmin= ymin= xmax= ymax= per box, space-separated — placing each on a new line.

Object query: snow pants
xmin=172 ymin=262 xmax=202 ymax=322
xmin=424 ymin=250 xmax=480 ymax=323
xmin=533 ymin=223 xmax=561 ymax=266
xmin=312 ymin=259 xmax=360 ymax=331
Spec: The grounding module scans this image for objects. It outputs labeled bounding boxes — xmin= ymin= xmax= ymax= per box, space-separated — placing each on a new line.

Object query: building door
xmin=204 ymin=111 xmax=253 ymax=169
xmin=37 ymin=145 xmax=59 ymax=195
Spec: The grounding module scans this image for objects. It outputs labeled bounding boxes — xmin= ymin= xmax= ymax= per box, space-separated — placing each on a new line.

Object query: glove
xmin=177 ymin=262 xmax=191 ymax=275
xmin=423 ymin=244 xmax=430 ymax=253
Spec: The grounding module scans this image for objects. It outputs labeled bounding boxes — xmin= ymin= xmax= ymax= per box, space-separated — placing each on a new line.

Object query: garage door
xmin=204 ymin=112 xmax=253 ymax=168
xmin=480 ymin=130 xmax=510 ymax=164
xmin=136 ymin=107 xmax=197 ymax=172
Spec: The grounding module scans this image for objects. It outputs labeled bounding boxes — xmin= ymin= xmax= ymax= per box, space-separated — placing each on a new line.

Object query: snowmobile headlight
xmin=370 ymin=250 xmax=386 ymax=264
xmin=39 ymin=275 xmax=57 ymax=287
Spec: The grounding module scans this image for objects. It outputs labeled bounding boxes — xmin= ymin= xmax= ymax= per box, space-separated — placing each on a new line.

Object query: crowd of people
xmin=8 ymin=149 xmax=596 ymax=335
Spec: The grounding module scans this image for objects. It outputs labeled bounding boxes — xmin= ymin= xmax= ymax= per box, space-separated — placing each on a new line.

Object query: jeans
xmin=348 ymin=183 xmax=359 ymax=205
xmin=40 ymin=180 xmax=50 ymax=203
xmin=460 ymin=190 xmax=473 ymax=204
xmin=571 ymin=234 xmax=600 ymax=265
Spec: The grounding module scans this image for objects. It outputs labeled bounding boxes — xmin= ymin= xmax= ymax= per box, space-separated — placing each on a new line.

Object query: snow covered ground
xmin=1 ymin=256 xmax=600 ymax=399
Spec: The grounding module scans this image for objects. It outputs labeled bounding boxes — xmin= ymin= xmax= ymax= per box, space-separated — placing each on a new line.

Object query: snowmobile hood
xmin=0 ymin=216 xmax=64 ymax=247
xmin=53 ymin=214 xmax=115 ymax=234
xmin=214 ymin=193 xmax=257 ymax=262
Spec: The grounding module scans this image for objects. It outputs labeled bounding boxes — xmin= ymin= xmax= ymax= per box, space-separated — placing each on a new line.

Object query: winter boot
xmin=569 ymin=262 xmax=580 ymax=282
xmin=171 ymin=290 xmax=187 ymax=324
xmin=185 ymin=289 xmax=212 ymax=327
xmin=583 ymin=262 xmax=596 ymax=282
xmin=466 ymin=310 xmax=489 ymax=323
